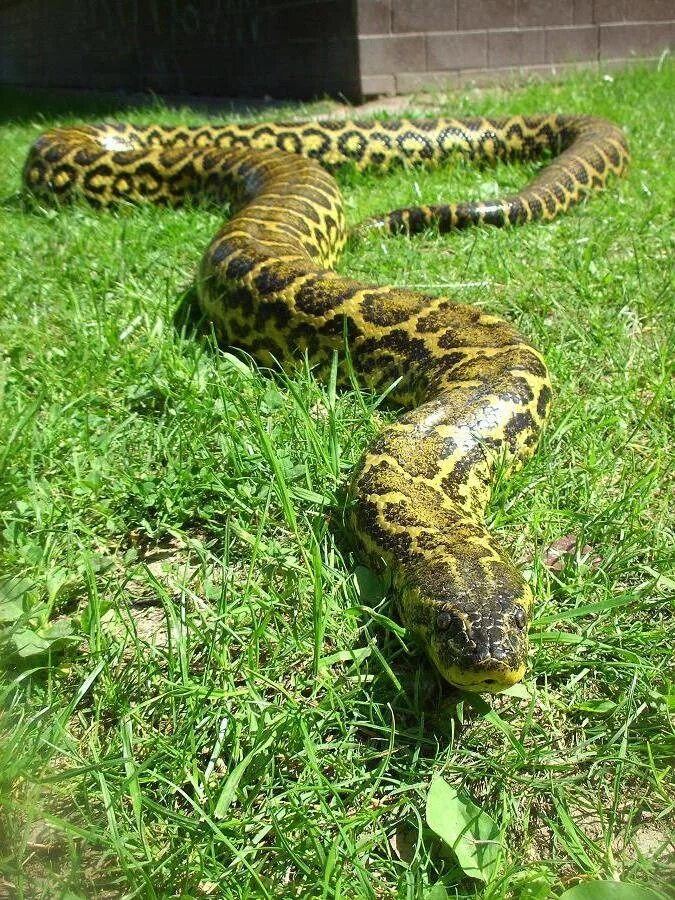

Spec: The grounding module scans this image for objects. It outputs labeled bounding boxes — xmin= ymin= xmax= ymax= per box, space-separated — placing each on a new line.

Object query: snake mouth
xmin=443 ymin=662 xmax=527 ymax=693
xmin=434 ymin=657 xmax=527 ymax=693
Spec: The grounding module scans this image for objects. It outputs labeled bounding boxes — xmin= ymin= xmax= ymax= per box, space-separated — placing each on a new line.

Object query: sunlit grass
xmin=0 ymin=62 xmax=673 ymax=898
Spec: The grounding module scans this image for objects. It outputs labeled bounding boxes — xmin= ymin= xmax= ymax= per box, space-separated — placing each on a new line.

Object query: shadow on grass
xmin=0 ymin=85 xmax=296 ymax=127
xmin=0 ymin=86 xmax=132 ymax=126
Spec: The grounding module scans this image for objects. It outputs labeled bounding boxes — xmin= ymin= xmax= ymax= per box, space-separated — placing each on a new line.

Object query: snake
xmin=22 ymin=114 xmax=629 ymax=692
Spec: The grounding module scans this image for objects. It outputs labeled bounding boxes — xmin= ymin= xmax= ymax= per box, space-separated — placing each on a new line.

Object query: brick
xmin=360 ymin=73 xmax=397 ymax=95
xmin=458 ymin=0 xmax=516 ymax=30
xmin=392 ymin=0 xmax=457 ymax=33
xmin=488 ymin=28 xmax=546 ymax=67
xmin=518 ymin=0 xmax=573 ymax=27
xmin=629 ymin=0 xmax=675 ymax=19
xmin=356 ymin=0 xmax=391 ymax=34
xmin=593 ymin=0 xmax=626 ymax=23
xmin=600 ymin=21 xmax=675 ymax=57
xmin=396 ymin=60 xmax=599 ymax=93
xmin=359 ymin=33 xmax=426 ymax=75
xmin=573 ymin=0 xmax=595 ymax=23
xmin=546 ymin=25 xmax=599 ymax=62
xmin=426 ymin=29 xmax=487 ymax=69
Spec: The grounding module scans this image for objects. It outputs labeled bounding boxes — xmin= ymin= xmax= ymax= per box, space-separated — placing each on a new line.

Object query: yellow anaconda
xmin=23 ymin=115 xmax=629 ymax=691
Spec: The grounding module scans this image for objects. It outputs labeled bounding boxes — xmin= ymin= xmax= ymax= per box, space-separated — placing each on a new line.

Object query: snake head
xmin=402 ymin=561 xmax=533 ymax=693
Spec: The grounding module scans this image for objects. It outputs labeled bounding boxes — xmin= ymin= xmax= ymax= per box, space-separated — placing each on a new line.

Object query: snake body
xmin=23 ymin=115 xmax=629 ymax=691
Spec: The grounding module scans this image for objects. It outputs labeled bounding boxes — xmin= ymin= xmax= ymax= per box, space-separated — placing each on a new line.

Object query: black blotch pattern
xmin=315 ymin=119 xmax=346 ymax=132
xmin=588 ymin=150 xmax=606 ymax=173
xmin=542 ymin=191 xmax=557 ymax=215
xmin=276 ymin=131 xmax=303 ymax=154
xmin=415 ymin=119 xmax=439 ymax=132
xmin=397 ymin=131 xmax=433 ymax=159
xmin=508 ymin=198 xmax=527 ymax=225
xmin=482 ymin=204 xmax=506 ymax=227
xmin=435 ymin=205 xmax=454 ymax=231
xmin=527 ymin=195 xmax=543 ymax=218
xmin=228 ymin=287 xmax=255 ymax=319
xmin=360 ymin=330 xmax=432 ymax=365
xmin=168 ymin=160 xmax=197 ymax=192
xmin=503 ymin=411 xmax=537 ymax=448
xmin=509 ymin=376 xmax=535 ymax=403
xmin=463 ymin=118 xmax=483 ymax=132
xmin=112 ymin=173 xmax=134 ymax=197
xmin=406 ymin=207 xmax=429 ymax=232
xmin=518 ymin=354 xmax=548 ymax=380
xmin=385 ymin=210 xmax=405 ymax=234
xmin=575 ymin=164 xmax=590 ymax=185
xmin=289 ymin=321 xmax=321 ymax=357
xmin=73 ymin=147 xmax=105 ymax=166
xmin=225 ymin=255 xmax=255 ymax=279
xmin=112 ymin=148 xmax=150 ymax=166
xmin=45 ymin=144 xmax=66 ymax=164
xmin=361 ymin=291 xmax=413 ymax=327
xmin=535 ymin=122 xmax=558 ymax=150
xmin=133 ymin=161 xmax=163 ymax=195
xmin=440 ymin=446 xmax=487 ymax=497
xmin=300 ymin=127 xmax=332 ymax=159
xmin=253 ymin=298 xmax=291 ymax=332
xmin=505 ymin=122 xmax=525 ymax=141
xmin=211 ymin=241 xmax=235 ymax=265
xmin=254 ymin=265 xmax=302 ymax=296
xmin=318 ymin=314 xmax=362 ymax=342
xmin=295 ymin=277 xmax=361 ymax=317
xmin=453 ymin=203 xmax=480 ymax=229
xmin=605 ymin=143 xmax=621 ymax=167
xmin=560 ymin=172 xmax=576 ymax=192
xmin=537 ymin=385 xmax=552 ymax=418
xmin=371 ymin=131 xmax=393 ymax=149
xmin=52 ymin=164 xmax=77 ymax=193
xmin=25 ymin=159 xmax=47 ymax=186
xmin=247 ymin=336 xmax=287 ymax=363
xmin=551 ymin=183 xmax=566 ymax=204
xmin=337 ymin=130 xmax=367 ymax=161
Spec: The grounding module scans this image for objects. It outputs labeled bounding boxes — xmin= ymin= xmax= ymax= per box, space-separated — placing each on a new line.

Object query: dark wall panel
xmin=0 ymin=0 xmax=360 ymax=99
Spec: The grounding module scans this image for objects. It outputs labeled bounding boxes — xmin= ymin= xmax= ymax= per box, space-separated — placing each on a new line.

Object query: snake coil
xmin=23 ymin=114 xmax=629 ymax=691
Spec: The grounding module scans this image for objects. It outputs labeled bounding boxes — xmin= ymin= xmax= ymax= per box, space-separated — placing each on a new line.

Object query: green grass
xmin=0 ymin=62 xmax=673 ymax=899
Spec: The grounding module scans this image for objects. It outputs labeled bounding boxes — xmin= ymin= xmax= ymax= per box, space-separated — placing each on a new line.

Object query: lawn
xmin=0 ymin=61 xmax=673 ymax=899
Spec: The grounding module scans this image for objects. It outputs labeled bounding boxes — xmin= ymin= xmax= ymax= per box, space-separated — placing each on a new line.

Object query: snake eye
xmin=513 ymin=607 xmax=527 ymax=630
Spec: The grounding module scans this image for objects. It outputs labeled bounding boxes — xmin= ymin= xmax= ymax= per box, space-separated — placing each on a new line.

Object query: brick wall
xmin=356 ymin=0 xmax=675 ymax=96
xmin=0 ymin=1 xmax=672 ymax=100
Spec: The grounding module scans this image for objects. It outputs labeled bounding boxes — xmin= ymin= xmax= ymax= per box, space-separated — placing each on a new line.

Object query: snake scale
xmin=23 ymin=114 xmax=629 ymax=691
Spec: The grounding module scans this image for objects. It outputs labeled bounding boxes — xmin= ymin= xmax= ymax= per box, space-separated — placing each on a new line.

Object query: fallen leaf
xmin=543 ymin=534 xmax=602 ymax=572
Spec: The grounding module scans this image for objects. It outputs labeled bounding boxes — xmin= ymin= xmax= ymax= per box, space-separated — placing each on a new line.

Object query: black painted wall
xmin=0 ymin=0 xmax=361 ymax=99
